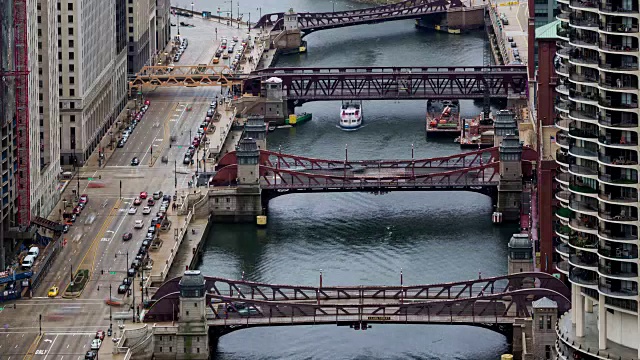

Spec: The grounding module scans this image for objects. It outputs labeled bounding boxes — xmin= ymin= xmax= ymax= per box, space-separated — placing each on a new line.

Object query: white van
xmin=21 ymin=255 xmax=35 ymax=270
xmin=28 ymin=246 xmax=39 ymax=258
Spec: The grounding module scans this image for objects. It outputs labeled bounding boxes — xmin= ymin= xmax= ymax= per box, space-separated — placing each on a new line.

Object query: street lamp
xmin=191 ymin=1 xmax=194 ymax=13
xmin=237 ymin=3 xmax=240 ymax=29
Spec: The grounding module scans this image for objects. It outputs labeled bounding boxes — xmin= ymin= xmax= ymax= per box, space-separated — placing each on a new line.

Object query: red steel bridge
xmin=211 ymin=146 xmax=536 ymax=199
xmin=128 ymin=65 xmax=528 ymax=101
xmin=254 ymin=0 xmax=474 ymax=35
xmin=144 ymin=272 xmax=569 ymax=336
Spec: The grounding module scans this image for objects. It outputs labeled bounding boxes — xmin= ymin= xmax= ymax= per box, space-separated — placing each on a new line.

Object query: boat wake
xmin=336 ymin=123 xmax=368 ymax=131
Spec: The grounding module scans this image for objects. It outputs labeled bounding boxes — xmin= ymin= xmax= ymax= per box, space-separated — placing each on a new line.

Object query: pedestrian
xmin=617 ymin=78 xmax=622 ymax=88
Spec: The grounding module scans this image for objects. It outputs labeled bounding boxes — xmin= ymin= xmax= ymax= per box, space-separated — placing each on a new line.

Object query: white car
xmin=142 ymin=206 xmax=151 ymax=215
xmin=128 ymin=207 xmax=137 ymax=215
xmin=160 ymin=205 xmax=167 ymax=213
xmin=91 ymin=339 xmax=102 ymax=350
xmin=134 ymin=220 xmax=144 ymax=229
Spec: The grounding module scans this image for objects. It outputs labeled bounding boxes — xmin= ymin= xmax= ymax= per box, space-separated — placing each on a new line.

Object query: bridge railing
xmin=258 ymin=65 xmax=527 ymax=75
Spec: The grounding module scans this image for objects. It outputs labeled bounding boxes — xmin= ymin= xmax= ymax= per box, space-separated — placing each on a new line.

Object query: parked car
xmin=85 ymin=351 xmax=97 ymax=360
xmin=117 ymin=283 xmax=129 ymax=294
xmin=95 ymin=330 xmax=105 ymax=340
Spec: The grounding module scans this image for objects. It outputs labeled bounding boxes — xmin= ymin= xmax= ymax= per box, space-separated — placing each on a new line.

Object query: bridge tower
xmin=508 ymin=233 xmax=534 ymax=275
xmin=176 ymin=270 xmax=208 ymax=359
xmin=237 ymin=137 xmax=260 ymax=186
xmin=271 ymin=8 xmax=302 ymax=53
xmin=497 ymin=135 xmax=523 ymax=221
xmin=493 ymin=109 xmax=518 ymax=146
xmin=263 ymin=77 xmax=287 ymax=125
xmin=243 ymin=115 xmax=267 ymax=150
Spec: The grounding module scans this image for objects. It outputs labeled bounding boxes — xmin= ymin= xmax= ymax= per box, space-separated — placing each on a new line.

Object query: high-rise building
xmin=34 ymin=0 xmax=61 ymax=218
xmin=0 ymin=0 xmax=19 ymax=269
xmin=155 ymin=0 xmax=171 ymax=55
xmin=126 ymin=0 xmax=156 ymax=74
xmin=554 ymin=0 xmax=640 ymax=358
xmin=57 ymin=0 xmax=127 ymax=166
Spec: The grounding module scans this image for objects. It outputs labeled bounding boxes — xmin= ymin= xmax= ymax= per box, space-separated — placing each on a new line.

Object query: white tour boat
xmin=339 ymin=100 xmax=362 ymax=130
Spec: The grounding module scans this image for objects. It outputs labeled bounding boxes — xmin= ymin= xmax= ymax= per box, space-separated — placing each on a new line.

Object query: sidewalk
xmin=84 ymin=100 xmax=136 ymax=169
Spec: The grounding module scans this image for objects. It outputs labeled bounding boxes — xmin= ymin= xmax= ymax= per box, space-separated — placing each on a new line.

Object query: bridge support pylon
xmin=497 ymin=135 xmax=523 ymax=222
xmin=270 ymin=8 xmax=303 ymax=54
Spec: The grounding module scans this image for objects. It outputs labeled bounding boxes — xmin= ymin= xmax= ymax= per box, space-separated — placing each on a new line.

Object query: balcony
xmin=557 ymin=242 xmax=571 ymax=257
xmin=569 ymin=145 xmax=598 ymax=159
xmin=556 ymin=171 xmax=570 ymax=184
xmin=569 ymin=91 xmax=599 ymax=105
xmin=556 ymin=150 xmax=570 ymax=166
xmin=555 ymin=101 xmax=570 ymax=114
xmin=569 ymin=72 xmax=598 ymax=84
xmin=599 ymin=42 xmax=639 ymax=54
xmin=570 ymin=0 xmax=598 ymax=9
xmin=569 ymin=126 xmax=598 ymax=139
xmin=599 ymin=61 xmax=639 ymax=72
xmin=556 ymin=190 xmax=570 ymax=202
xmin=598 ymin=133 xmax=638 ymax=147
xmin=599 ymin=173 xmax=638 ymax=185
xmin=557 ymin=134 xmax=569 ymax=148
xmin=569 ymin=109 xmax=598 ymax=122
xmin=598 ymin=153 xmax=638 ymax=166
xmin=598 ymin=246 xmax=638 ymax=260
xmin=598 ymin=115 xmax=638 ymax=128
xmin=557 ymin=47 xmax=571 ymax=58
xmin=556 ymin=12 xmax=570 ymax=21
xmin=598 ymin=97 xmax=639 ymax=110
xmin=556 ymin=64 xmax=570 ymax=77
xmin=556 ymin=223 xmax=573 ymax=237
xmin=598 ymin=227 xmax=638 ymax=241
xmin=570 ymin=199 xmax=599 ymax=214
xmin=555 ymin=117 xmax=572 ymax=130
xmin=570 ymin=217 xmax=598 ymax=233
xmin=599 ymin=281 xmax=638 ymax=297
xmin=600 ymin=23 xmax=639 ymax=34
xmin=569 ymin=183 xmax=598 ymax=194
xmin=556 ymin=260 xmax=570 ymax=274
xmin=556 ymin=85 xmax=570 ymax=96
xmin=557 ymin=206 xmax=574 ymax=220
xmin=570 ymin=164 xmax=598 ymax=176
xmin=598 ymin=189 xmax=637 ymax=203
xmin=569 ymin=53 xmax=599 ymax=66
xmin=598 ymin=78 xmax=638 ymax=92
xmin=599 ymin=1 xmax=640 ymax=14
xmin=569 ymin=268 xmax=598 ymax=286
xmin=599 ymin=264 xmax=639 ymax=279
xmin=599 ymin=208 xmax=638 ymax=222
xmin=570 ymin=233 xmax=599 ymax=250
xmin=570 ymin=255 xmax=599 ymax=270
xmin=570 ymin=17 xmax=599 ymax=28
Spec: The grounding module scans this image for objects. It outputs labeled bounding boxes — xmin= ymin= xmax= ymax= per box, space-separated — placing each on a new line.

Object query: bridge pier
xmin=270 ymin=9 xmax=303 ymax=54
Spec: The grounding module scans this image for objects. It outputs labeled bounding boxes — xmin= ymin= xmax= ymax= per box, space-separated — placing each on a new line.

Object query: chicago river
xmin=193 ymin=0 xmax=517 ymax=358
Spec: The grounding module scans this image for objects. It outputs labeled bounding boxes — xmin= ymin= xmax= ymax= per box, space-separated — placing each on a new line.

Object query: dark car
xmin=62 ymin=224 xmax=69 ymax=233
xmin=85 ymin=351 xmax=97 ymax=360
xmin=147 ymin=226 xmax=156 ymax=235
xmin=162 ymin=194 xmax=171 ymax=203
xmin=135 ymin=254 xmax=145 ymax=262
xmin=122 ymin=277 xmax=132 ymax=286
xmin=117 ymin=139 xmax=125 ymax=148
xmin=183 ymin=154 xmax=191 ymax=164
xmin=127 ymin=268 xmax=136 ymax=277
xmin=147 ymin=199 xmax=155 ymax=206
xmin=151 ymin=217 xmax=160 ymax=226
xmin=131 ymin=157 xmax=140 ymax=166
xmin=117 ymin=284 xmax=129 ymax=294
xmin=142 ymin=239 xmax=151 ymax=248
xmin=131 ymin=260 xmax=141 ymax=270
xmin=145 ymin=232 xmax=154 ymax=241
xmin=122 ymin=232 xmax=133 ymax=241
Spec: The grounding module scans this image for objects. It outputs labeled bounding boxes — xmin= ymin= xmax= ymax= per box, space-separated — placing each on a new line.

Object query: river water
xmin=190 ymin=0 xmax=518 ymax=358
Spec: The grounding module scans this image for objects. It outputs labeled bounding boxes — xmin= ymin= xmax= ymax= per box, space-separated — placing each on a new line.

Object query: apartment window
xmin=70 ymin=115 xmax=76 ymax=122
xmin=128 ymin=7 xmax=133 ymax=13
xmin=58 ymin=76 xmax=62 ymax=84
xmin=538 ymin=315 xmax=544 ymax=329
xmin=38 ymin=42 xmax=42 ymax=50
xmin=57 ymin=15 xmax=61 ymax=23
xmin=68 ymin=27 xmax=73 ymax=36
xmin=69 ymin=64 xmax=74 ymax=72
xmin=129 ymin=17 xmax=133 ymax=23
xmin=70 ymin=127 xmax=75 ymax=149
xmin=39 ymin=55 xmax=43 ymax=62
xmin=38 ymin=93 xmax=43 ymax=101
xmin=70 ymin=102 xmax=74 ymax=109
xmin=129 ymin=36 xmax=133 ymax=42
xmin=129 ymin=46 xmax=134 ymax=52
xmin=68 ymin=15 xmax=73 ymax=23
xmin=545 ymin=345 xmax=551 ymax=359
xmin=70 ymin=89 xmax=75 ymax=96
xmin=546 ymin=316 xmax=552 ymax=329
xmin=38 ymin=29 xmax=42 ymax=37
xmin=58 ymin=39 xmax=62 ymax=48
xmin=69 ymin=40 xmax=74 ymax=47
xmin=69 ymin=52 xmax=74 ymax=60
xmin=68 ymin=3 xmax=73 ymax=10
xmin=39 ymin=106 xmax=43 ymax=114
xmin=58 ymin=64 xmax=62 ymax=72
xmin=129 ymin=27 xmax=133 ymax=32
xmin=56 ymin=2 xmax=60 ymax=10
xmin=69 ymin=77 xmax=75 ymax=85
xmin=58 ymin=89 xmax=62 ymax=96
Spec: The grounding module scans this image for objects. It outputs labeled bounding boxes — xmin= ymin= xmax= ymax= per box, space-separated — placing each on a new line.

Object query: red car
xmin=192 ymin=138 xmax=200 ymax=147
xmin=144 ymin=100 xmax=150 ymax=105
xmin=73 ymin=206 xmax=82 ymax=214
xmin=79 ymin=194 xmax=88 ymax=204
xmin=133 ymin=198 xmax=142 ymax=206
xmin=139 ymin=192 xmax=148 ymax=199
xmin=147 ymin=199 xmax=155 ymax=206
xmin=95 ymin=330 xmax=105 ymax=340
xmin=122 ymin=232 xmax=133 ymax=241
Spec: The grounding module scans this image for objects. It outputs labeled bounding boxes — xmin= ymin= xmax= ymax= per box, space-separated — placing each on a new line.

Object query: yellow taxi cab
xmin=213 ymin=57 xmax=220 ymax=64
xmin=48 ymin=285 xmax=59 ymax=298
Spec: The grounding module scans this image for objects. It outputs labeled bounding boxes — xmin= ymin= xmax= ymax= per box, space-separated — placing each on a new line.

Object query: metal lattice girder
xmin=206 ymin=288 xmax=570 ymax=323
xmin=128 ymin=65 xmax=244 ymax=93
xmin=254 ymin=0 xmax=469 ymax=33
xmin=216 ymin=147 xmax=499 ymax=169
xmin=145 ymin=272 xmax=570 ymax=323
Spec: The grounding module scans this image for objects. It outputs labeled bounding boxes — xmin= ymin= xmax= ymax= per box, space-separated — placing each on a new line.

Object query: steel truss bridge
xmin=211 ymin=147 xmax=536 ymax=198
xmin=145 ymin=272 xmax=570 ymax=335
xmin=128 ymin=65 xmax=528 ymax=101
xmin=254 ymin=0 xmax=477 ymax=35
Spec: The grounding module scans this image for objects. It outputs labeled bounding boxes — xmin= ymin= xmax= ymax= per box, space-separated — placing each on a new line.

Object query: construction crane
xmin=0 ymin=0 xmax=31 ymax=226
